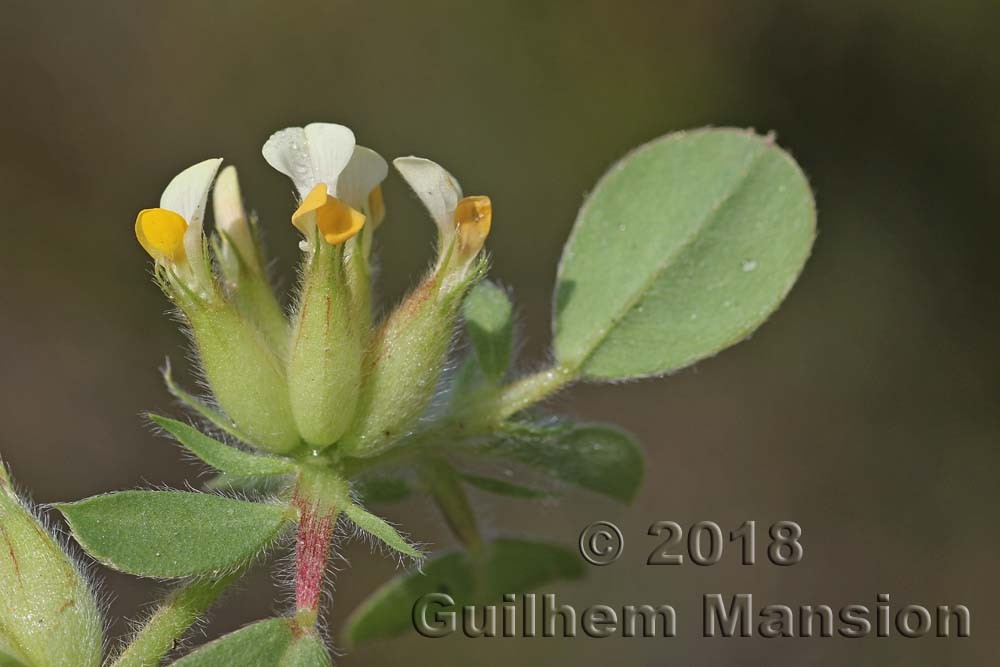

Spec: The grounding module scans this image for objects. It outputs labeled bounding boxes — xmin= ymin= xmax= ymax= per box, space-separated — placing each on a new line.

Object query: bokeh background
xmin=2 ymin=1 xmax=998 ymax=664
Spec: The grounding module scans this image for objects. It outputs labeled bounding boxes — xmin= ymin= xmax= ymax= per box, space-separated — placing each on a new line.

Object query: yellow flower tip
xmin=292 ymin=184 xmax=366 ymax=246
xmin=454 ymin=195 xmax=492 ymax=256
xmin=135 ymin=208 xmax=188 ymax=262
xmin=368 ymin=185 xmax=386 ymax=228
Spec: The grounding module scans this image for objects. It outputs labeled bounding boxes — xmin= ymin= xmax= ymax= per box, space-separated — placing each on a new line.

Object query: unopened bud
xmin=186 ymin=301 xmax=300 ymax=453
xmin=0 ymin=462 xmax=103 ymax=667
xmin=286 ymin=242 xmax=362 ymax=448
xmin=339 ymin=267 xmax=482 ymax=457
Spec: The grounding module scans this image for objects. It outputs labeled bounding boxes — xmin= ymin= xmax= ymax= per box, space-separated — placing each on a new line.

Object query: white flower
xmin=394 ymin=156 xmax=492 ymax=268
xmin=135 ymin=158 xmax=222 ymax=292
xmin=211 ymin=165 xmax=261 ymax=275
xmin=393 ymin=156 xmax=462 ymax=244
xmin=263 ymin=123 xmax=388 ymax=248
xmin=262 ymin=123 xmax=356 ymax=199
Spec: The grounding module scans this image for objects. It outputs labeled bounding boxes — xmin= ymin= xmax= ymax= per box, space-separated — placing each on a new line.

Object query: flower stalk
xmin=111 ymin=573 xmax=239 ymax=667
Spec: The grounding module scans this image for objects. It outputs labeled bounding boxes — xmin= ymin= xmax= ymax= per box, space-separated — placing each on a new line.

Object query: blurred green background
xmin=1 ymin=0 xmax=997 ymax=664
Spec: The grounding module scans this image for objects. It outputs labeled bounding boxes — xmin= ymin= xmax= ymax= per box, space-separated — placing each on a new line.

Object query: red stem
xmin=294 ymin=500 xmax=335 ymax=614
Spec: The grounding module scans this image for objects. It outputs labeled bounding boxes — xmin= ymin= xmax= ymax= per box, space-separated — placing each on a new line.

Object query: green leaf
xmin=342 ymin=503 xmax=422 ymax=559
xmin=353 ymin=475 xmax=413 ymax=505
xmin=461 ymin=473 xmax=551 ymax=499
xmin=171 ymin=617 xmax=327 ymax=666
xmin=279 ymin=634 xmax=331 ymax=667
xmin=554 ymin=128 xmax=815 ymax=379
xmin=56 ymin=491 xmax=289 ymax=578
xmin=149 ymin=414 xmax=295 ymax=477
xmin=462 ymin=280 xmax=513 ymax=382
xmin=0 ymin=461 xmax=103 ymax=667
xmin=343 ymin=538 xmax=583 ymax=645
xmin=473 ymin=421 xmax=643 ymax=503
xmin=204 ymin=473 xmax=289 ymax=495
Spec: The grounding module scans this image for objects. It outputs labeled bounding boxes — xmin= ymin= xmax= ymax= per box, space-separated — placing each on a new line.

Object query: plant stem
xmin=293 ymin=503 xmax=337 ymax=628
xmin=491 ymin=364 xmax=576 ymax=421
xmin=292 ymin=467 xmax=346 ymax=630
xmin=111 ymin=573 xmax=238 ymax=667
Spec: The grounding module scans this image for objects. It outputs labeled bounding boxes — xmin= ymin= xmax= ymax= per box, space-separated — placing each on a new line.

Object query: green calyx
xmin=185 ymin=300 xmax=300 ymax=453
xmin=287 ymin=242 xmax=363 ymax=449
xmin=338 ymin=260 xmax=485 ymax=458
xmin=0 ymin=462 xmax=103 ymax=667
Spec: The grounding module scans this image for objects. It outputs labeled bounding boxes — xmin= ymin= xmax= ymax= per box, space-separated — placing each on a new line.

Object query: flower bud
xmin=288 ymin=184 xmax=365 ymax=449
xmin=212 ymin=166 xmax=289 ymax=350
xmin=185 ymin=300 xmax=300 ymax=453
xmin=338 ymin=265 xmax=483 ymax=458
xmin=286 ymin=236 xmax=363 ymax=449
xmin=0 ymin=462 xmax=103 ymax=667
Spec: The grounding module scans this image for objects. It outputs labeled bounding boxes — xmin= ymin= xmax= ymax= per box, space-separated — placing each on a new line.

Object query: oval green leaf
xmin=472 ymin=421 xmax=643 ymax=504
xmin=171 ymin=617 xmax=327 ymax=666
xmin=343 ymin=538 xmax=583 ymax=645
xmin=554 ymin=128 xmax=815 ymax=379
xmin=463 ymin=280 xmax=513 ymax=382
xmin=56 ymin=491 xmax=289 ymax=578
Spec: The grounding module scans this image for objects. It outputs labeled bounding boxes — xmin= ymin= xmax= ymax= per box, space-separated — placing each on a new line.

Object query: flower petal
xmin=304 ymin=123 xmax=356 ymax=195
xmin=158 ymin=159 xmax=222 ymax=288
xmin=292 ymin=184 xmax=366 ymax=246
xmin=135 ymin=208 xmax=188 ymax=262
xmin=213 ymin=165 xmax=261 ymax=274
xmin=393 ymin=156 xmax=463 ymax=238
xmin=264 ymin=124 xmax=357 ymax=199
xmin=454 ymin=195 xmax=492 ymax=260
xmin=338 ymin=146 xmax=388 ymax=212
xmin=159 ymin=158 xmax=223 ymax=227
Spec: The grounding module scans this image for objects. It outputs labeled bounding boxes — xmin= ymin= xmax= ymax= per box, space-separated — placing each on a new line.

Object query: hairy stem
xmin=483 ymin=364 xmax=576 ymax=422
xmin=293 ymin=503 xmax=337 ymax=626
xmin=292 ymin=467 xmax=346 ymax=630
xmin=111 ymin=573 xmax=238 ymax=667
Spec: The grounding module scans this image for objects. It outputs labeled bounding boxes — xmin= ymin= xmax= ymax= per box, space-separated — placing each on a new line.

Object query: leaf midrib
xmin=567 ymin=140 xmax=770 ymax=373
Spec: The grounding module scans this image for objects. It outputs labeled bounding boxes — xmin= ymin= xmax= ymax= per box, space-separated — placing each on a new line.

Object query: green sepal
xmin=342 ymin=503 xmax=423 ymax=559
xmin=171 ymin=618 xmax=328 ymax=666
xmin=162 ymin=359 xmax=254 ymax=445
xmin=213 ymin=228 xmax=290 ymax=354
xmin=462 ymin=280 xmax=513 ymax=383
xmin=0 ymin=650 xmax=26 ymax=667
xmin=56 ymin=491 xmax=290 ymax=578
xmin=149 ymin=414 xmax=296 ymax=478
xmin=286 ymin=242 xmax=362 ymax=448
xmin=343 ymin=538 xmax=584 ymax=645
xmin=185 ymin=301 xmax=301 ymax=453
xmin=340 ymin=262 xmax=485 ymax=458
xmin=204 ymin=473 xmax=289 ymax=495
xmin=0 ymin=461 xmax=103 ymax=667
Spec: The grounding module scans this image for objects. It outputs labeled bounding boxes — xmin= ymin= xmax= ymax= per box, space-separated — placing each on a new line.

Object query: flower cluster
xmin=134 ymin=123 xmax=492 ymax=457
